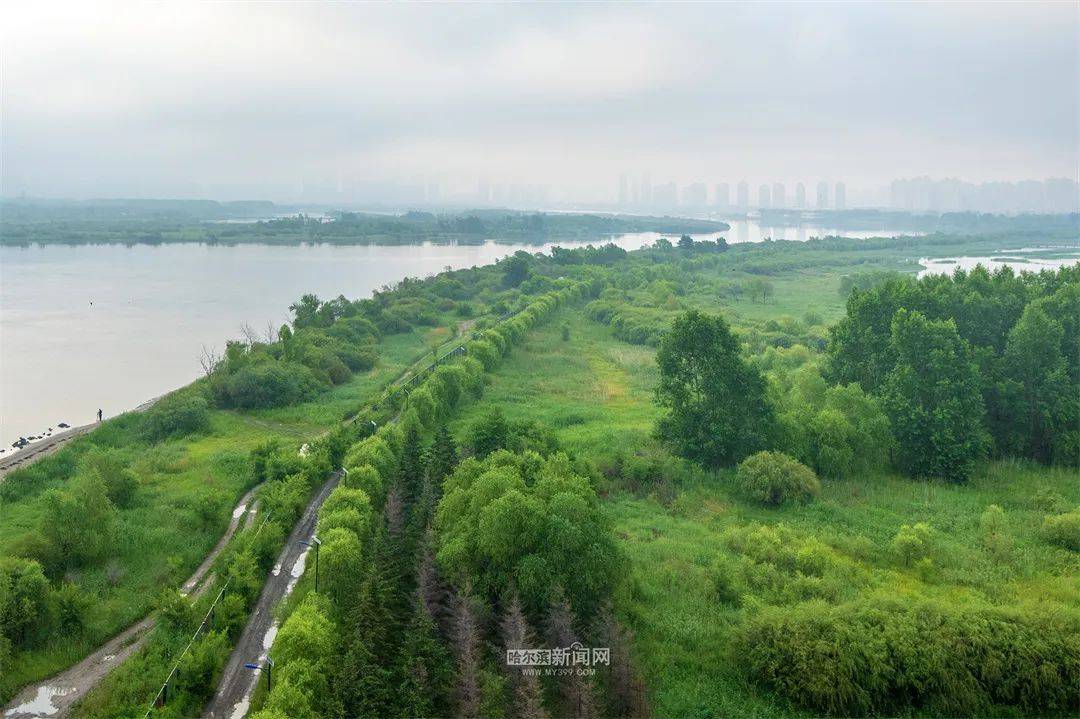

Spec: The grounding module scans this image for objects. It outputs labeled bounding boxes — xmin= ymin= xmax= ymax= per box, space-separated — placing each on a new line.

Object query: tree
xmin=546 ymin=590 xmax=596 ymax=719
xmin=397 ymin=600 xmax=454 ymax=718
xmin=1000 ymin=303 xmax=1074 ymax=464
xmin=468 ymin=409 xmax=509 ymax=458
xmin=435 ymin=452 xmax=621 ymax=617
xmin=452 ymin=589 xmax=483 ymax=718
xmin=503 ymin=253 xmax=532 ymax=288
xmin=678 ymin=234 xmax=694 ymax=250
xmin=501 ymin=594 xmax=547 ymax=719
xmin=289 ymin=294 xmax=322 ymax=329
xmin=882 ymin=310 xmax=989 ymax=482
xmin=655 ymin=311 xmax=774 ymax=468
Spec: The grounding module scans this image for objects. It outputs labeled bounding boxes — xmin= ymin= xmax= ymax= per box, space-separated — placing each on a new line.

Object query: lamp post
xmin=341 ymin=466 xmax=349 ymax=487
xmin=299 ymin=536 xmax=322 ymax=592
xmin=243 ymin=656 xmax=274 ymax=693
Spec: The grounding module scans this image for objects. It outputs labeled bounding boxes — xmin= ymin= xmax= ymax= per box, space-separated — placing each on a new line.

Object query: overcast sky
xmin=2 ymin=1 xmax=1076 ymax=202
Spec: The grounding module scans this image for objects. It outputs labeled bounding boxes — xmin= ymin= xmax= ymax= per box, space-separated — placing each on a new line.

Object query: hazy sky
xmin=2 ymin=1 xmax=1076 ymax=202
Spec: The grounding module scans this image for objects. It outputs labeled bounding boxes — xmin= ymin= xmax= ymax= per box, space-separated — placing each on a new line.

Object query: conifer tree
xmin=546 ymin=589 xmax=596 ymax=719
xmin=397 ymin=599 xmax=455 ymax=718
xmin=452 ymin=588 xmax=483 ymax=718
xmin=501 ymin=594 xmax=548 ymax=719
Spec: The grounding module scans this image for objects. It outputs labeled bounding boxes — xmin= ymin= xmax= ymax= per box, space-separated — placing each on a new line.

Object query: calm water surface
xmin=0 ymin=221 xmax=921 ymax=448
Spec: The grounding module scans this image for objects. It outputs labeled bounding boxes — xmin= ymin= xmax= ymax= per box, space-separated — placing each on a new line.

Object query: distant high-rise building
xmin=640 ymin=173 xmax=652 ymax=206
xmin=683 ymin=182 xmax=707 ymax=206
xmin=772 ymin=182 xmax=786 ymax=208
xmin=618 ymin=174 xmax=629 ymax=206
xmin=835 ymin=182 xmax=846 ymax=210
xmin=653 ymin=181 xmax=678 ymax=207
xmin=795 ymin=182 xmax=806 ymax=209
xmin=715 ymin=182 xmax=730 ymax=208
xmin=477 ymin=180 xmax=491 ymax=204
xmin=758 ymin=184 xmax=771 ymax=209
xmin=816 ymin=181 xmax=829 ymax=209
xmin=737 ymin=181 xmax=749 ymax=209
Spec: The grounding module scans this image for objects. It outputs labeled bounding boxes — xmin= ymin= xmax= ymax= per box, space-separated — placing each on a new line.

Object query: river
xmin=0 ymin=220 xmax=923 ymax=449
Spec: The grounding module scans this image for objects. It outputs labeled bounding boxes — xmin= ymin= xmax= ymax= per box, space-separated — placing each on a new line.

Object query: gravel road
xmin=203 ymin=472 xmax=341 ymax=719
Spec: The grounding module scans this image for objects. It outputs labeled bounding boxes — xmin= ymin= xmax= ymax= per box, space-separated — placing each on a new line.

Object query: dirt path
xmin=202 ymin=473 xmax=341 ymax=719
xmin=2 ymin=487 xmax=262 ymax=719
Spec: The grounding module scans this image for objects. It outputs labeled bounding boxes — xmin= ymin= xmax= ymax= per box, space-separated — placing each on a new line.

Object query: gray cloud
xmin=2 ymin=1 xmax=1075 ymax=202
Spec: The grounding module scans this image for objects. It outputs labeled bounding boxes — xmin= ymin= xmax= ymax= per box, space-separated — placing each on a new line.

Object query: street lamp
xmin=341 ymin=466 xmax=349 ymax=487
xmin=299 ymin=536 xmax=322 ymax=592
xmin=243 ymin=656 xmax=275 ymax=693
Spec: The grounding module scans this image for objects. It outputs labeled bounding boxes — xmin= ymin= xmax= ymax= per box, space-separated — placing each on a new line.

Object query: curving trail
xmin=202 ymin=473 xmax=341 ymax=719
xmin=2 ymin=486 xmax=262 ymax=719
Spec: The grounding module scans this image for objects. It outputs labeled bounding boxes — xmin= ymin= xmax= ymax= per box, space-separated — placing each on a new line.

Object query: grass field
xmin=0 ymin=325 xmax=439 ymax=701
xmin=446 ymin=294 xmax=1080 ymax=718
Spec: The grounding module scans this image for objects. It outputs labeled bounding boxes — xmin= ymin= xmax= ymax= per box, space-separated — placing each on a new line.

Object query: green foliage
xmin=828 ymin=266 xmax=1078 ymax=469
xmin=979 ymin=504 xmax=1012 ymax=561
xmin=1040 ymin=509 xmax=1080 ymax=551
xmin=467 ymin=409 xmax=509 ymax=458
xmin=79 ymin=448 xmax=139 ymax=508
xmin=773 ymin=365 xmax=893 ymax=479
xmin=218 ymin=361 xmax=322 ymax=409
xmin=735 ymin=596 xmax=1080 ymax=716
xmin=882 ymin=309 xmax=989 ymax=482
xmin=734 ymin=451 xmax=820 ymax=507
xmin=141 ymin=392 xmax=211 ymax=441
xmin=435 ymin=450 xmax=622 ymax=616
xmin=37 ymin=475 xmax=117 ymax=570
xmin=890 ymin=522 xmax=935 ymax=567
xmin=655 ymin=310 xmax=774 ymax=468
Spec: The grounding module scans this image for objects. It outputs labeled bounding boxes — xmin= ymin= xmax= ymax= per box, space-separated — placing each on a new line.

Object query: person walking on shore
xmin=97 ymin=408 xmax=103 ymax=422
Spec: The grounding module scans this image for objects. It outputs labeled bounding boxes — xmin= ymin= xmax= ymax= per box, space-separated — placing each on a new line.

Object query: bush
xmin=979 ymin=504 xmax=1011 ymax=560
xmin=142 ymin=392 xmax=211 ymax=441
xmin=1041 ymin=509 xmax=1080 ymax=551
xmin=891 ymin=522 xmax=935 ymax=566
xmin=735 ymin=596 xmax=1080 ymax=716
xmin=221 ymin=362 xmax=321 ymax=409
xmin=734 ymin=451 xmax=820 ymax=506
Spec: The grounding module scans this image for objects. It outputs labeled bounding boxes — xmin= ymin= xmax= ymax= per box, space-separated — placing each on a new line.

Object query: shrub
xmin=979 ymin=504 xmax=1011 ymax=560
xmin=142 ymin=392 xmax=211 ymax=441
xmin=891 ymin=522 xmax=935 ymax=566
xmin=734 ymin=451 xmax=820 ymax=506
xmin=222 ymin=362 xmax=321 ymax=409
xmin=735 ymin=596 xmax=1080 ymax=716
xmin=467 ymin=339 xmax=499 ymax=371
xmin=467 ymin=409 xmax=508 ymax=458
xmin=1041 ymin=509 xmax=1080 ymax=551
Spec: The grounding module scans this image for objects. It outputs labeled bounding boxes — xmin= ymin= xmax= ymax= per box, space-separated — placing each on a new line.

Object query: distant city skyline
xmin=2 ymin=4 xmax=1075 ymax=204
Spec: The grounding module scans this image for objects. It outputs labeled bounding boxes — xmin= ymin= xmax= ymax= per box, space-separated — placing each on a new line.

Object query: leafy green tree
xmin=435 ymin=451 xmax=621 ymax=617
xmin=1000 ymin=303 xmax=1075 ymax=464
xmin=289 ymin=294 xmax=322 ymax=329
xmin=882 ymin=310 xmax=989 ymax=482
xmin=503 ymin=253 xmax=532 ymax=288
xmin=655 ymin=311 xmax=774 ymax=467
xmin=468 ymin=409 xmax=510 ymax=458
